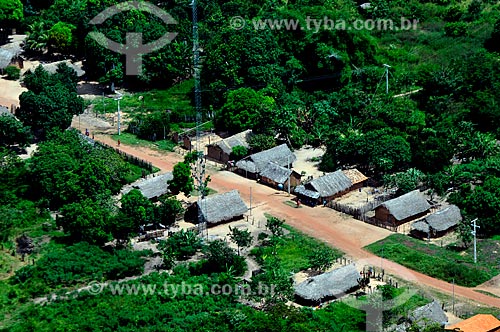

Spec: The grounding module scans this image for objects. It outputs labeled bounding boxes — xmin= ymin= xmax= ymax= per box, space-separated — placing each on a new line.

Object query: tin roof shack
xmin=259 ymin=162 xmax=302 ymax=190
xmin=374 ymin=190 xmax=431 ymax=227
xmin=121 ymin=172 xmax=173 ymax=201
xmin=411 ymin=205 xmax=462 ymax=239
xmin=185 ymin=190 xmax=248 ymax=225
xmin=235 ymin=144 xmax=296 ymax=179
xmin=206 ymin=129 xmax=252 ymax=164
xmin=294 ymin=169 xmax=368 ymax=206
xmin=294 ymin=264 xmax=361 ymax=306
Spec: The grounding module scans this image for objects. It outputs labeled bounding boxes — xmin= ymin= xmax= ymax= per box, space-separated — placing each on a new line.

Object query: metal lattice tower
xmin=192 ymin=0 xmax=207 ymax=237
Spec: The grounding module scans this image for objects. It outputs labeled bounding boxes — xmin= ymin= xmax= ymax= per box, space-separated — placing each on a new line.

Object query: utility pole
xmin=114 ymin=92 xmax=123 ymax=135
xmin=249 ymin=187 xmax=252 ymax=216
xmin=383 ymin=64 xmax=391 ymax=94
xmin=452 ymin=278 xmax=455 ymax=314
xmin=287 ymin=155 xmax=291 ymax=196
xmin=192 ymin=0 xmax=207 ymax=238
xmin=471 ymin=218 xmax=480 ymax=264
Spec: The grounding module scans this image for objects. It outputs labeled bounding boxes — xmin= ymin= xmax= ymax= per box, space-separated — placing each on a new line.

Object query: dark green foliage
xmin=4 ymin=65 xmax=20 ymax=80
xmin=168 ymin=162 xmax=194 ymax=195
xmin=266 ymin=216 xmax=285 ymax=238
xmin=230 ymin=146 xmax=248 ymax=161
xmin=28 ymin=130 xmax=137 ymax=210
xmin=128 ymin=110 xmax=170 ymax=141
xmin=204 ymin=239 xmax=246 ymax=275
xmin=158 ymin=229 xmax=202 ymax=261
xmin=155 ymin=197 xmax=183 ymax=227
xmin=248 ymin=133 xmax=276 ymax=153
xmin=0 ymin=115 xmax=30 ymax=147
xmin=12 ymin=242 xmax=146 ymax=296
xmin=0 ymin=0 xmax=23 ymax=28
xmin=307 ymin=246 xmax=336 ymax=272
xmin=120 ymin=189 xmax=155 ymax=226
xmin=228 ymin=226 xmax=252 ymax=255
xmin=17 ymin=64 xmax=84 ymax=138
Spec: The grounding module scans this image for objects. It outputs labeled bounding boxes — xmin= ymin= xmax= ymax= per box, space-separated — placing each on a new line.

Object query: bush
xmin=5 ymin=65 xmax=20 ymax=80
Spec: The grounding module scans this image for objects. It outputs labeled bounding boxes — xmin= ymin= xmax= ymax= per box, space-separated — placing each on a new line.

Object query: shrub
xmin=5 ymin=65 xmax=20 ymax=80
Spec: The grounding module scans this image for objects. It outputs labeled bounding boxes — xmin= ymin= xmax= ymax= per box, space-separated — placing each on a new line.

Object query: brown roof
xmin=446 ymin=314 xmax=500 ymax=332
xmin=342 ymin=169 xmax=368 ymax=185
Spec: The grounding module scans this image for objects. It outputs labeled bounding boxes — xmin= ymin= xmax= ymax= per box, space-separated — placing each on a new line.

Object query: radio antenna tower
xmin=191 ymin=0 xmax=207 ymax=238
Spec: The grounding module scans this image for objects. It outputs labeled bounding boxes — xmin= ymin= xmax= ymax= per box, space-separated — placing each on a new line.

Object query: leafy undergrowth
xmin=11 ymin=241 xmax=151 ymax=298
xmin=111 ymin=133 xmax=177 ymax=152
xmin=365 ymin=234 xmax=499 ymax=287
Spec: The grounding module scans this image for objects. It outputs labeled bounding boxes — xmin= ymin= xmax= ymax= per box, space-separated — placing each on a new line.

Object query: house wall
xmin=207 ymin=145 xmax=229 ymax=163
xmin=375 ymin=207 xmax=429 ymax=226
xmin=260 ymin=172 xmax=302 ymax=190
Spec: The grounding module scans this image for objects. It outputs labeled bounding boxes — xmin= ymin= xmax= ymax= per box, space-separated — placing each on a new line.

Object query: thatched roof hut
xmin=198 ymin=190 xmax=248 ymax=225
xmin=259 ymin=162 xmax=293 ymax=184
xmin=236 ymin=144 xmax=296 ymax=175
xmin=410 ymin=301 xmax=448 ymax=328
xmin=122 ymin=173 xmax=173 ymax=200
xmin=375 ymin=190 xmax=431 ymax=225
xmin=294 ymin=264 xmax=361 ymax=305
xmin=411 ymin=205 xmax=462 ymax=238
xmin=294 ymin=169 xmax=364 ymax=204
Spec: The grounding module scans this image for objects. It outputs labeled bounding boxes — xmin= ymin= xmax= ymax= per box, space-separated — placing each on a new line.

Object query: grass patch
xmin=364 ymin=234 xmax=500 ymax=287
xmin=111 ymin=132 xmax=177 ymax=152
xmin=251 ymin=224 xmax=343 ymax=274
xmin=91 ymin=80 xmax=195 ymax=116
xmin=475 ymin=290 xmax=500 ymax=299
xmin=283 ymin=200 xmax=302 ymax=208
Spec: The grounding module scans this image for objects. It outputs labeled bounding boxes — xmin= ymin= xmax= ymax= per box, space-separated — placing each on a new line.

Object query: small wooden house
xmin=206 ymin=129 xmax=252 ymax=164
xmin=259 ymin=162 xmax=301 ymax=190
xmin=374 ymin=190 xmax=431 ymax=227
xmin=294 ymin=264 xmax=361 ymax=306
xmin=410 ymin=205 xmax=462 ymax=239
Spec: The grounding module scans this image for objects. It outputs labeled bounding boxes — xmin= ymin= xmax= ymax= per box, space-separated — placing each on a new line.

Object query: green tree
xmin=456 ymin=220 xmax=473 ymax=249
xmin=0 ymin=115 xmax=30 ymax=147
xmin=266 ymin=216 xmax=285 ymax=238
xmin=0 ymin=0 xmax=23 ymax=34
xmin=248 ymin=133 xmax=276 ymax=152
xmin=230 ymin=145 xmax=247 ymax=161
xmin=120 ymin=189 xmax=155 ymax=226
xmin=168 ymin=162 xmax=193 ymax=195
xmin=383 ymin=168 xmax=425 ymax=195
xmin=18 ymin=64 xmax=84 ymax=138
xmin=216 ymin=88 xmax=276 ymax=135
xmin=204 ymin=239 xmax=246 ymax=275
xmin=155 ymin=197 xmax=183 ymax=227
xmin=158 ymin=229 xmax=202 ymax=260
xmin=228 ymin=226 xmax=252 ymax=255
xmin=48 ymin=22 xmax=76 ymax=54
xmin=307 ymin=247 xmax=336 ymax=272
xmin=5 ymin=65 xmax=20 ymax=80
xmin=59 ymin=199 xmax=112 ymax=245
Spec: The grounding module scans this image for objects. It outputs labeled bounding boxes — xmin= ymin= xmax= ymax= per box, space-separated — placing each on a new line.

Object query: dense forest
xmin=0 ymin=0 xmax=499 ymax=330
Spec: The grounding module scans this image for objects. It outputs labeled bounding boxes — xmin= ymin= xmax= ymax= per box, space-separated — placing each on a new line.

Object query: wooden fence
xmin=94 ymin=140 xmax=153 ymax=172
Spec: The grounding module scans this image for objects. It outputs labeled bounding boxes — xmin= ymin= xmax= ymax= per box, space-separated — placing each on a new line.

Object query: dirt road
xmin=85 ymin=131 xmax=500 ymax=309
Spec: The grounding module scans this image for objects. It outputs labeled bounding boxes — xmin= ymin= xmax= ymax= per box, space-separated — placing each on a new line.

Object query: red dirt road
xmin=93 ymin=133 xmax=500 ymax=309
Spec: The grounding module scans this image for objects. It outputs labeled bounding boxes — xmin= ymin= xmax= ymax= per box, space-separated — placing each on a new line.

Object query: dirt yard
xmin=292 ymin=145 xmax=325 ymax=179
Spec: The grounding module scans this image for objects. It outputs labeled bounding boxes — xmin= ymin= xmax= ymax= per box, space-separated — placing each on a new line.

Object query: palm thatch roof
xmin=236 ymin=144 xmax=296 ymax=174
xmin=122 ymin=173 xmax=173 ymax=199
xmin=295 ymin=170 xmax=352 ymax=199
xmin=259 ymin=162 xmax=292 ymax=184
xmin=211 ymin=129 xmax=252 ymax=155
xmin=199 ymin=190 xmax=248 ymax=224
xmin=342 ymin=169 xmax=368 ymax=185
xmin=379 ymin=190 xmax=431 ymax=221
xmin=0 ymin=41 xmax=22 ymax=69
xmin=42 ymin=60 xmax=85 ymax=77
xmin=409 ymin=301 xmax=448 ymax=328
xmin=294 ymin=264 xmax=361 ymax=303
xmin=294 ymin=185 xmax=321 ymax=199
xmin=411 ymin=205 xmax=462 ymax=235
